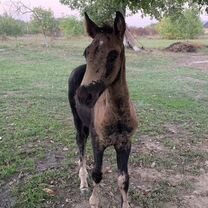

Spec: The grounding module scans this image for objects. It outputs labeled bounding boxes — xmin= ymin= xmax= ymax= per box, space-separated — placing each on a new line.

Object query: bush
xmin=59 ymin=17 xmax=84 ymax=37
xmin=0 ymin=14 xmax=24 ymax=37
xmin=157 ymin=8 xmax=203 ymax=39
xmin=129 ymin=25 xmax=158 ymax=36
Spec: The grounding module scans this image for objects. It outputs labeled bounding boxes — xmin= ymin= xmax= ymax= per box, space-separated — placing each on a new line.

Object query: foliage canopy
xmin=60 ymin=0 xmax=208 ymax=23
xmin=30 ymin=7 xmax=58 ymax=36
xmin=0 ymin=14 xmax=24 ymax=37
xmin=157 ymin=8 xmax=203 ymax=39
xmin=59 ymin=17 xmax=84 ymax=36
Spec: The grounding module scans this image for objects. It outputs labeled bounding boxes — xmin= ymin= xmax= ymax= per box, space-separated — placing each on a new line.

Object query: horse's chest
xmin=93 ymin=97 xmax=137 ymax=147
xmin=105 ymin=121 xmax=133 ymax=137
xmin=95 ymin=120 xmax=134 ymax=147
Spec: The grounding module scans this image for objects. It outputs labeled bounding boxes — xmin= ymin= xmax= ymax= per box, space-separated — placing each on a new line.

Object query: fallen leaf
xmin=43 ymin=188 xmax=56 ymax=196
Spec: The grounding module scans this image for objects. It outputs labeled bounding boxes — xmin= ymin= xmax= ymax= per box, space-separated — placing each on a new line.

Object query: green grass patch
xmin=0 ymin=36 xmax=208 ymax=207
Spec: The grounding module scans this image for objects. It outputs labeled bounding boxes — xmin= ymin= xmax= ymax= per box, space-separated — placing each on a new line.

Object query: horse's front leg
xmin=76 ymin=126 xmax=89 ymax=195
xmin=89 ymin=140 xmax=105 ymax=208
xmin=115 ymin=142 xmax=131 ymax=208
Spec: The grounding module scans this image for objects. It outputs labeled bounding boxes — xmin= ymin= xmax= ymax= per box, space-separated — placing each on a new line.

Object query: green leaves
xmin=157 ymin=8 xmax=203 ymax=39
xmin=59 ymin=17 xmax=84 ymax=36
xmin=30 ymin=7 xmax=58 ymax=36
xmin=59 ymin=0 xmax=207 ymax=22
xmin=60 ymin=0 xmax=125 ymax=25
xmin=0 ymin=14 xmax=24 ymax=37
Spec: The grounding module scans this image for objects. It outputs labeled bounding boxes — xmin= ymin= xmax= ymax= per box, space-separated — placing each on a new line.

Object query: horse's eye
xmin=107 ymin=50 xmax=118 ymax=62
xmin=105 ymin=50 xmax=119 ymax=78
xmin=83 ymin=46 xmax=90 ymax=58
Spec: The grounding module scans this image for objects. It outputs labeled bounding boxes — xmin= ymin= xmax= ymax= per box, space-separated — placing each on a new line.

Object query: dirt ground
xmin=1 ymin=48 xmax=208 ymax=208
xmin=165 ymin=42 xmax=201 ymax=53
xmin=59 ymin=50 xmax=208 ymax=208
xmin=23 ymin=126 xmax=208 ymax=208
xmin=180 ymin=54 xmax=208 ymax=73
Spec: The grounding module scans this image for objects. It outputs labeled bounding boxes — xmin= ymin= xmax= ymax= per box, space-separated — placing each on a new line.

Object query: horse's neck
xmin=108 ymin=68 xmax=129 ymax=99
xmin=106 ymin=52 xmax=130 ymax=113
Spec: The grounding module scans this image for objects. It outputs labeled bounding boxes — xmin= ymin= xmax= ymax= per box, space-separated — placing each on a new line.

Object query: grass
xmin=138 ymin=35 xmax=208 ymax=49
xmin=130 ymin=180 xmax=192 ymax=207
xmin=0 ymin=35 xmax=208 ymax=207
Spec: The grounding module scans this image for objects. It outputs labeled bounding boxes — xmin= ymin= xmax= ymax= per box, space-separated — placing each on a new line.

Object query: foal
xmin=68 ymin=12 xmax=138 ymax=208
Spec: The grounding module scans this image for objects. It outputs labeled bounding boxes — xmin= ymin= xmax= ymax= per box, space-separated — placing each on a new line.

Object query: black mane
xmin=99 ymin=24 xmax=113 ymax=34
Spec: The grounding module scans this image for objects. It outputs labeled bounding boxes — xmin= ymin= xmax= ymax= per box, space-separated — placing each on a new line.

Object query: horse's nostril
xmin=77 ymin=81 xmax=106 ymax=107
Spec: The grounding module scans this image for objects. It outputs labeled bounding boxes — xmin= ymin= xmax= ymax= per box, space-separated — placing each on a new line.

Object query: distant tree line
xmin=0 ymin=6 xmax=205 ymax=40
xmin=0 ymin=14 xmax=25 ymax=37
xmin=0 ymin=7 xmax=84 ymax=38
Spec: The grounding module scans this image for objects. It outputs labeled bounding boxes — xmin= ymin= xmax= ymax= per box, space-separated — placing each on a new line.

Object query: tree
xmin=30 ymin=7 xmax=58 ymax=37
xmin=59 ymin=16 xmax=84 ymax=37
xmin=0 ymin=13 xmax=24 ymax=37
xmin=59 ymin=0 xmax=207 ymax=50
xmin=60 ymin=0 xmax=207 ymax=21
xmin=157 ymin=8 xmax=203 ymax=39
xmin=60 ymin=0 xmax=139 ymax=50
xmin=11 ymin=1 xmax=58 ymax=47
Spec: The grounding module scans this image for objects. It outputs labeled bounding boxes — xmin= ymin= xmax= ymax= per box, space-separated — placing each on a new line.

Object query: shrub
xmin=157 ymin=8 xmax=203 ymax=39
xmin=0 ymin=14 xmax=24 ymax=37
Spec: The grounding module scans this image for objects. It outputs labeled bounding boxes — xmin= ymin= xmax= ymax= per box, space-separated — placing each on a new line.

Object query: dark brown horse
xmin=68 ymin=12 xmax=138 ymax=208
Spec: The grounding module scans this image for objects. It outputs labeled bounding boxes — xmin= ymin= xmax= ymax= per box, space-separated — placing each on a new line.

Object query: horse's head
xmin=76 ymin=11 xmax=126 ymax=108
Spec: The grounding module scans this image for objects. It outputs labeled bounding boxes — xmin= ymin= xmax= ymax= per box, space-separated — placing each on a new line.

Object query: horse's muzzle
xmin=76 ymin=81 xmax=105 ymax=108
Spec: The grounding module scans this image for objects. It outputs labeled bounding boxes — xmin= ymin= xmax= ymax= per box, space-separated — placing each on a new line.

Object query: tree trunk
xmin=119 ymin=5 xmax=142 ymax=52
xmin=124 ymin=27 xmax=141 ymax=52
xmin=42 ymin=31 xmax=49 ymax=47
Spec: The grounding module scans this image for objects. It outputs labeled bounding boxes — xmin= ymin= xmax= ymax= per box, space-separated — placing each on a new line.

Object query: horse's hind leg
xmin=71 ymin=107 xmax=89 ymax=193
xmin=69 ymin=90 xmax=89 ymax=193
xmin=68 ymin=65 xmax=89 ymax=194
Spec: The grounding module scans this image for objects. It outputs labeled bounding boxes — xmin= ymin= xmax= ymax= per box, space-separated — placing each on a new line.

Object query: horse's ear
xmin=114 ymin=11 xmax=126 ymax=40
xmin=84 ymin=12 xmax=99 ymax=38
